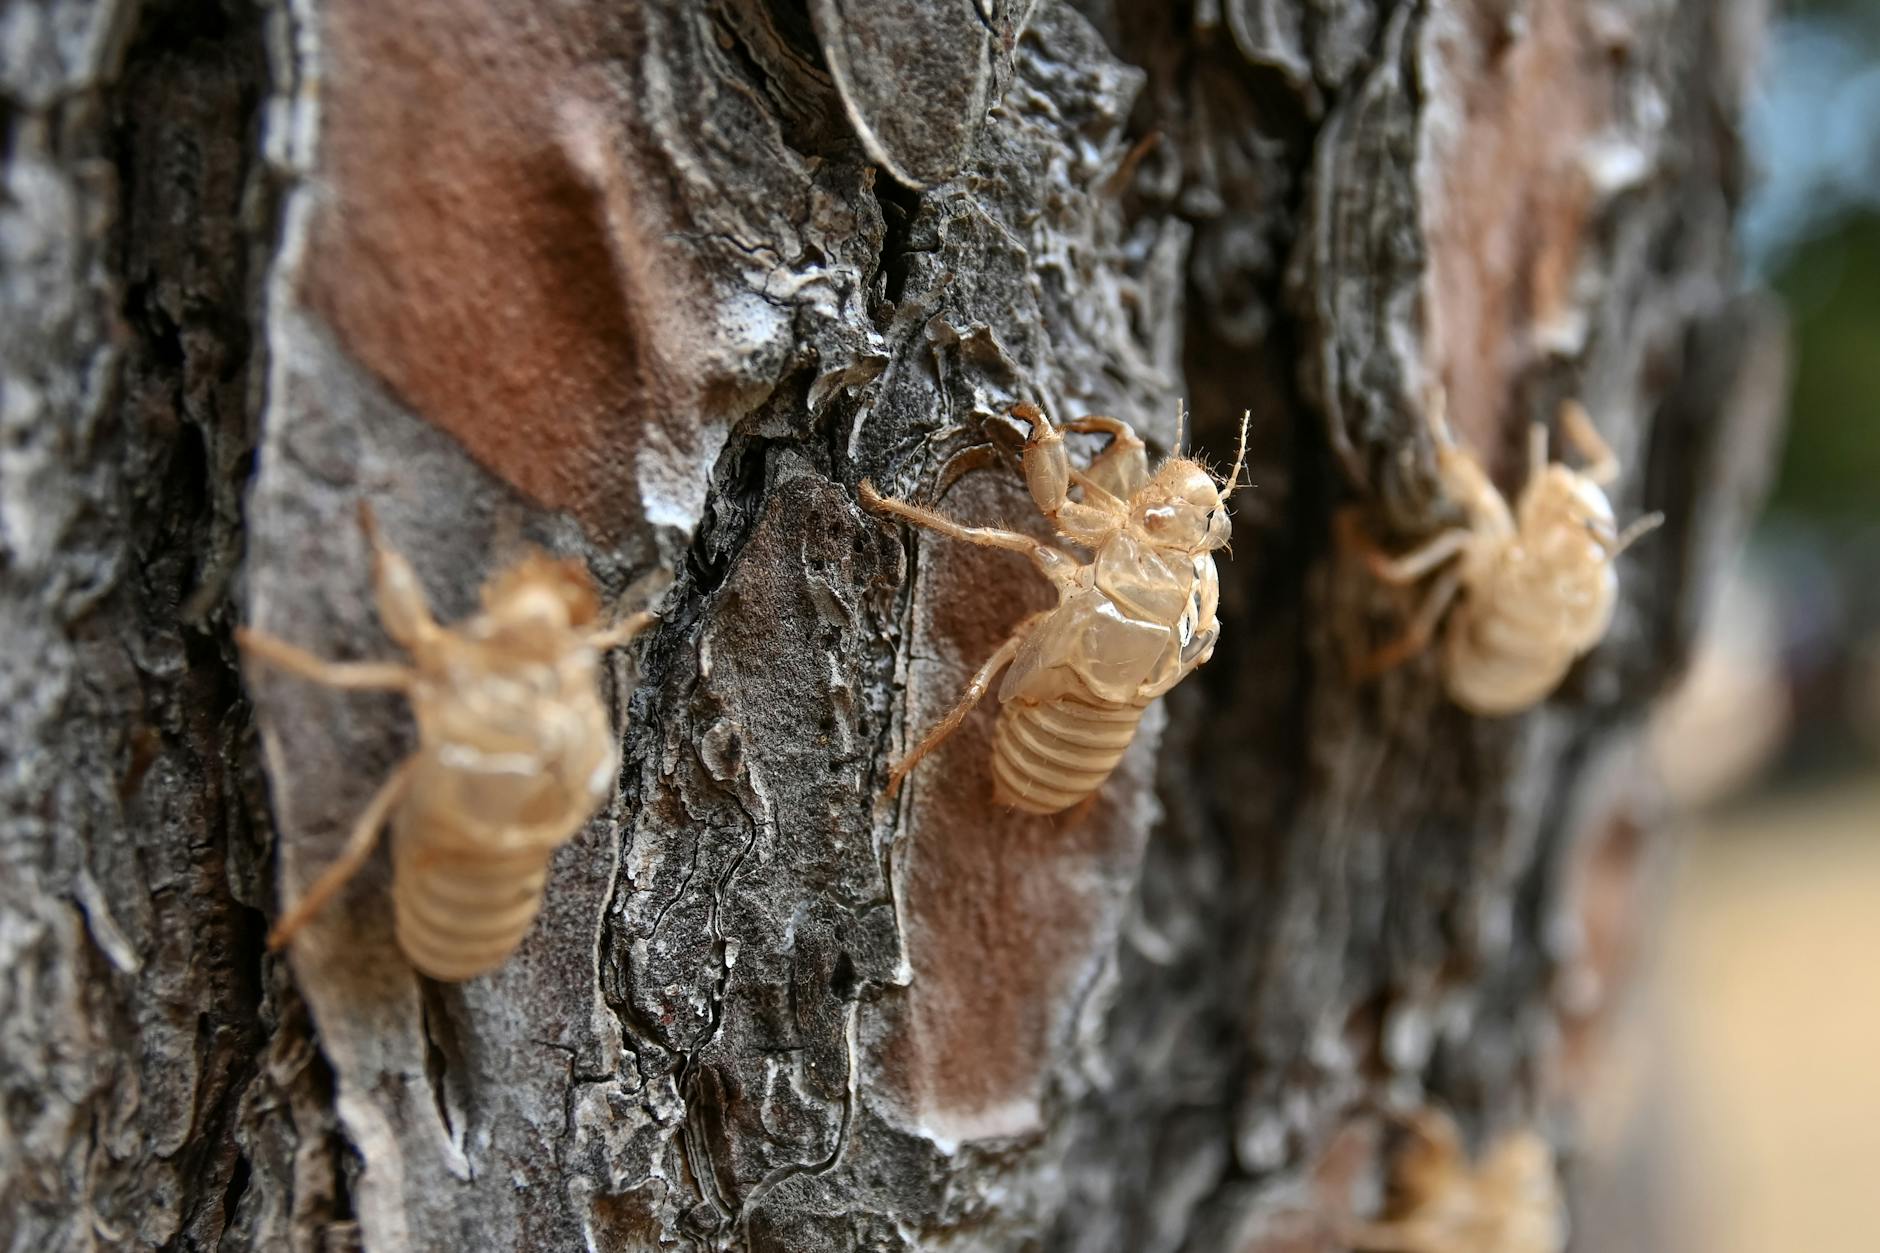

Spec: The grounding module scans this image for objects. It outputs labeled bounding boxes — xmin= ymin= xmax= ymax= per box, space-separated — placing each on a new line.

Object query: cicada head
xmin=1136 ymin=460 xmax=1229 ymax=553
xmin=1135 ymin=410 xmax=1250 ymax=555
xmin=477 ymin=551 xmax=601 ymax=655
xmin=1518 ymin=466 xmax=1621 ymax=573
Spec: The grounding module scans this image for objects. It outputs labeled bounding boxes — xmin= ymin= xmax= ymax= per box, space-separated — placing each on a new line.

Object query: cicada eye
xmin=1181 ymin=480 xmax=1221 ymax=509
xmin=1141 ymin=504 xmax=1179 ymax=534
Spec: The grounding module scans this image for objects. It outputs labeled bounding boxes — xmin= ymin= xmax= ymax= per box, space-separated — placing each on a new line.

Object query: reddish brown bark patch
xmin=304 ymin=0 xmax=688 ymax=537
xmin=1238 ymin=1120 xmax=1378 ymax=1252
xmin=1421 ymin=0 xmax=1615 ymax=463
xmin=882 ymin=471 xmax=1154 ymax=1141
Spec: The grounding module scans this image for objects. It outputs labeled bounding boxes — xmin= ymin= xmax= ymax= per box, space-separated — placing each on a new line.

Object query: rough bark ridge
xmin=0 ymin=0 xmax=1782 ymax=1251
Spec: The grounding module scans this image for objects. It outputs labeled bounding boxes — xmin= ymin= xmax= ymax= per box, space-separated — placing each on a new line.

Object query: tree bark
xmin=0 ymin=1 xmax=1785 ymax=1251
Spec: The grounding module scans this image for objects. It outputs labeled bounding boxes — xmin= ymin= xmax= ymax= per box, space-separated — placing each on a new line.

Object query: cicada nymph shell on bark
xmin=1350 ymin=394 xmax=1663 ymax=715
xmin=862 ymin=402 xmax=1250 ymax=815
xmin=239 ymin=507 xmax=657 ymax=981
xmin=1341 ymin=1109 xmax=1567 ymax=1253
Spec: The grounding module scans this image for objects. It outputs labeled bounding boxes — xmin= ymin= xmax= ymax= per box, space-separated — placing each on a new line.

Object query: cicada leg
xmin=1557 ymin=399 xmax=1620 ymax=487
xmin=860 ymin=480 xmax=1042 ymax=557
xmin=1060 ymin=414 xmax=1149 ymax=499
xmin=355 ymin=501 xmax=446 ymax=653
xmin=236 ymin=629 xmax=414 ymax=691
xmin=1365 ymin=527 xmax=1474 ymax=586
xmin=268 ymin=758 xmax=416 ymax=951
xmin=885 ymin=611 xmax=1050 ymax=799
xmin=1008 ymin=404 xmax=1120 ymax=541
xmin=590 ymin=609 xmax=658 ymax=651
xmin=1355 ymin=566 xmax=1465 ymax=681
xmin=1335 ymin=506 xmax=1474 ymax=587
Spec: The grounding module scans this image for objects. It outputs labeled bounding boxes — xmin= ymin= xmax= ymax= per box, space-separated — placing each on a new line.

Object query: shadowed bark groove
xmin=1 ymin=0 xmax=1782 ymax=1250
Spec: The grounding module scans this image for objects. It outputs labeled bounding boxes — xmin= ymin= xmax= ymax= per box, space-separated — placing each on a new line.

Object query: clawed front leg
xmin=1417 ymin=389 xmax=1516 ymax=536
xmin=1009 ymin=403 xmax=1121 ymax=543
xmin=243 ymin=504 xmax=442 ymax=685
xmin=885 ymin=612 xmax=1048 ymax=799
xmin=1558 ymin=399 xmax=1619 ymax=486
xmin=1010 ymin=402 xmax=1071 ymax=517
xmin=353 ymin=503 xmax=446 ymax=652
xmin=1060 ymin=414 xmax=1149 ymax=499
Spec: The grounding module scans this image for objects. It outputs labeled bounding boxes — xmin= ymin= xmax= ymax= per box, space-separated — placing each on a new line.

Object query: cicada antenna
xmin=1611 ymin=511 xmax=1665 ymax=556
xmin=1581 ymin=509 xmax=1663 ymax=559
xmin=1219 ymin=410 xmax=1252 ymax=498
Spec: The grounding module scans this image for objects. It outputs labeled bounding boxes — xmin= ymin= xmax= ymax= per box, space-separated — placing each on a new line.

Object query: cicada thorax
xmin=990 ymin=534 xmax=1214 ymax=815
xmin=391 ymin=642 xmax=617 ymax=979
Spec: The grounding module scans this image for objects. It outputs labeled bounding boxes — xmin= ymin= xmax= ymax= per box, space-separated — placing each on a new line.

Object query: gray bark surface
xmin=0 ymin=1 xmax=1783 ymax=1251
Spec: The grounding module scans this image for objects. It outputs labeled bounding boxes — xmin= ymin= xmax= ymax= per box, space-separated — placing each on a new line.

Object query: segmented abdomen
xmin=1441 ymin=600 xmax=1574 ymax=716
xmin=991 ymin=691 xmax=1146 ymax=815
xmin=391 ymin=821 xmax=553 ymax=981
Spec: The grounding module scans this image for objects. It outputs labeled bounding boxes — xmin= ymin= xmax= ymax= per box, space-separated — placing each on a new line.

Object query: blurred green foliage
xmin=1770 ymin=212 xmax=1880 ymax=522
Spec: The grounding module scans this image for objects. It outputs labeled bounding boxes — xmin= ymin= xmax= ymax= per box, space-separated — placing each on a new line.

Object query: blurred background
xmin=1611 ymin=1 xmax=1880 ymax=1249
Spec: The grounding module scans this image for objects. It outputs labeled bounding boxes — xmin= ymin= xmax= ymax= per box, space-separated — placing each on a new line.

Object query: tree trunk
xmin=0 ymin=1 xmax=1785 ymax=1250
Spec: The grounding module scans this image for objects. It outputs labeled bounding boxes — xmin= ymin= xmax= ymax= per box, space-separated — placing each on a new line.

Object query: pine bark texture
xmin=0 ymin=1 xmax=1785 ymax=1251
